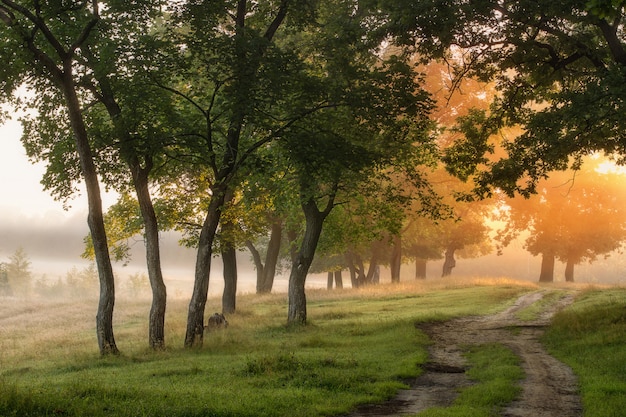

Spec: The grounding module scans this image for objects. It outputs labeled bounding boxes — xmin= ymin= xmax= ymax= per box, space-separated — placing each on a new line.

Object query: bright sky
xmin=0 ymin=117 xmax=68 ymax=219
xmin=0 ymin=116 xmax=117 ymax=221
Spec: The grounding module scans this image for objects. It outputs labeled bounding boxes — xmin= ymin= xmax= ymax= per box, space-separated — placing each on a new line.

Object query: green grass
xmin=543 ymin=288 xmax=626 ymax=417
xmin=414 ymin=343 xmax=523 ymax=417
xmin=515 ymin=290 xmax=568 ymax=321
xmin=0 ymin=280 xmax=532 ymax=417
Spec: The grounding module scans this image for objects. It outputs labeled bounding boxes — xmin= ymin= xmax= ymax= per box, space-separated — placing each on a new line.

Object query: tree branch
xmin=597 ymin=17 xmax=626 ymax=66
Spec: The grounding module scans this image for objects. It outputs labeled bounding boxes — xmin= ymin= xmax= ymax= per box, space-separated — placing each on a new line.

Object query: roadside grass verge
xmin=543 ymin=288 xmax=626 ymax=417
xmin=0 ymin=279 xmax=533 ymax=417
xmin=413 ymin=343 xmax=523 ymax=417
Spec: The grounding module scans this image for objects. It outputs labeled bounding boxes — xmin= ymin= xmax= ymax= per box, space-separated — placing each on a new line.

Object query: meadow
xmin=0 ymin=277 xmax=624 ymax=416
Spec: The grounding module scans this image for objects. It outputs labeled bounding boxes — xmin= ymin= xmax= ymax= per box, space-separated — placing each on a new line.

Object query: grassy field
xmin=543 ymin=287 xmax=626 ymax=417
xmin=0 ymin=277 xmax=624 ymax=416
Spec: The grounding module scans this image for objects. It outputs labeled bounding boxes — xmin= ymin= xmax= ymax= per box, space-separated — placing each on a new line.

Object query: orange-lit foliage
xmin=497 ymin=156 xmax=626 ymax=281
xmin=399 ymin=59 xmax=496 ymax=277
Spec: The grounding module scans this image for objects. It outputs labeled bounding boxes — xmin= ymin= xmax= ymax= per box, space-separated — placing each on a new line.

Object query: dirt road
xmin=347 ymin=291 xmax=583 ymax=416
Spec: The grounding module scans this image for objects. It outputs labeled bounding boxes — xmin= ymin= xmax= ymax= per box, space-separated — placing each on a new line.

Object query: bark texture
xmin=185 ymin=185 xmax=227 ymax=348
xmin=288 ymin=197 xmax=331 ymax=325
xmin=131 ymin=157 xmax=167 ymax=350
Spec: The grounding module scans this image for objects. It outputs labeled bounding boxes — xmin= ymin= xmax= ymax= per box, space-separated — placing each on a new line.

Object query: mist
xmin=2 ymin=205 xmax=625 ymax=303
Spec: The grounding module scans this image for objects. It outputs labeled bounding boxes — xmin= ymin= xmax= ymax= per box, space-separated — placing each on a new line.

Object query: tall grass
xmin=0 ymin=278 xmax=534 ymax=417
xmin=543 ymin=288 xmax=626 ymax=417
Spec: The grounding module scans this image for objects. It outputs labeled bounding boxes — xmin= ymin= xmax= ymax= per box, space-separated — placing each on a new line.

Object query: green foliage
xmin=543 ymin=288 xmax=626 ymax=417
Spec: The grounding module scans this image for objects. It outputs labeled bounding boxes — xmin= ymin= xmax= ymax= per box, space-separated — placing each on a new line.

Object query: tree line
xmin=2 ymin=0 xmax=625 ymax=355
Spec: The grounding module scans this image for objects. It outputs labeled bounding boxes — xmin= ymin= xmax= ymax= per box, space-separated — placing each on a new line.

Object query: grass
xmin=414 ymin=343 xmax=524 ymax=417
xmin=0 ymin=277 xmax=533 ymax=417
xmin=514 ymin=289 xmax=568 ymax=321
xmin=543 ymin=288 xmax=626 ymax=417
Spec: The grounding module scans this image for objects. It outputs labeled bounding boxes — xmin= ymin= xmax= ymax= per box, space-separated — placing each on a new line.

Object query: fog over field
xmin=2 ymin=209 xmax=625 ymax=300
xmin=2 ymin=110 xmax=626 ymax=297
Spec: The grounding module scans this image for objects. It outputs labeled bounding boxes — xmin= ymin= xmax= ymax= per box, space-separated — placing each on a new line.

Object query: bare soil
xmin=347 ymin=291 xmax=583 ymax=416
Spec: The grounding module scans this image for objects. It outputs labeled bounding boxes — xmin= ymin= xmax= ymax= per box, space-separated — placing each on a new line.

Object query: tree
xmin=400 ymin=0 xmax=626 ymax=198
xmin=163 ymin=0 xmax=325 ymax=347
xmin=277 ymin=1 xmax=437 ymax=324
xmin=6 ymin=248 xmax=32 ymax=296
xmin=0 ymin=0 xmax=119 ymax=354
xmin=497 ymin=157 xmax=626 ymax=282
xmin=0 ymin=262 xmax=11 ymax=296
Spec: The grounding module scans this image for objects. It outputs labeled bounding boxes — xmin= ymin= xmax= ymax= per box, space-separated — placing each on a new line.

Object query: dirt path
xmin=347 ymin=291 xmax=583 ymax=417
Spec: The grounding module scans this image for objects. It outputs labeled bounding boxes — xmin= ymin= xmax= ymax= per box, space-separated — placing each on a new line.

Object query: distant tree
xmin=403 ymin=217 xmax=443 ymax=279
xmin=34 ymin=275 xmax=65 ymax=299
xmin=126 ymin=272 xmax=150 ymax=299
xmin=6 ymin=248 xmax=32 ymax=296
xmin=0 ymin=262 xmax=12 ymax=296
xmin=497 ymin=158 xmax=626 ymax=282
xmin=66 ymin=264 xmax=99 ymax=298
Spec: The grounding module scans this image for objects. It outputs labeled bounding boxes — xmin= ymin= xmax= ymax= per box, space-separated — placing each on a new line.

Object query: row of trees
xmin=1 ymin=1 xmax=438 ymax=354
xmin=2 ymin=0 xmax=625 ymax=355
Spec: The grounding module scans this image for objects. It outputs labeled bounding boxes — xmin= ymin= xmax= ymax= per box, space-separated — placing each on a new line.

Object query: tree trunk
xmin=365 ymin=249 xmax=380 ymax=285
xmin=248 ymin=219 xmax=282 ymax=294
xmin=131 ymin=158 xmax=167 ymax=350
xmin=87 ymin=52 xmax=167 ymax=351
xmin=441 ymin=248 xmax=456 ymax=277
xmin=327 ymin=271 xmax=334 ymax=289
xmin=288 ymin=197 xmax=330 ymax=325
xmin=564 ymin=259 xmax=575 ymax=282
xmin=261 ymin=219 xmax=282 ymax=293
xmin=334 ymin=270 xmax=343 ymax=289
xmin=347 ymin=255 xmax=359 ymax=288
xmin=415 ymin=258 xmax=427 ymax=279
xmin=220 ymin=189 xmax=238 ymax=314
xmin=185 ymin=184 xmax=227 ymax=348
xmin=62 ymin=72 xmax=119 ymax=356
xmin=247 ymin=241 xmax=265 ymax=293
xmin=222 ymin=245 xmax=237 ymax=314
xmin=539 ymin=252 xmax=555 ymax=282
xmin=390 ymin=235 xmax=402 ymax=283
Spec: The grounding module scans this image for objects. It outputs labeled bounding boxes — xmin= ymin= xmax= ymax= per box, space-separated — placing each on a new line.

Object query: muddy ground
xmin=347 ymin=291 xmax=583 ymax=417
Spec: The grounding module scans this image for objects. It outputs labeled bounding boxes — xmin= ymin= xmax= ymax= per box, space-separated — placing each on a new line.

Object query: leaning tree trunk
xmin=564 ymin=259 xmax=575 ymax=282
xmin=131 ymin=157 xmax=167 ymax=350
xmin=261 ymin=219 xmax=282 ymax=293
xmin=64 ymin=76 xmax=118 ymax=355
xmin=346 ymin=255 xmax=359 ymax=288
xmin=288 ymin=197 xmax=331 ymax=325
xmin=415 ymin=258 xmax=427 ymax=279
xmin=441 ymin=248 xmax=456 ymax=277
xmin=539 ymin=252 xmax=555 ymax=282
xmin=248 ymin=219 xmax=282 ymax=294
xmin=247 ymin=241 xmax=265 ymax=293
xmin=334 ymin=270 xmax=343 ymax=289
xmin=390 ymin=235 xmax=402 ymax=283
xmin=185 ymin=184 xmax=227 ymax=348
